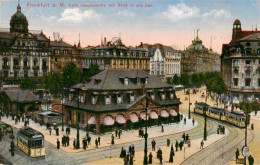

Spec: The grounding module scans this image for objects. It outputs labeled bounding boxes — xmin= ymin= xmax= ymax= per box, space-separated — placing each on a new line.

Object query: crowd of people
xmin=120 ymin=145 xmax=135 ymax=165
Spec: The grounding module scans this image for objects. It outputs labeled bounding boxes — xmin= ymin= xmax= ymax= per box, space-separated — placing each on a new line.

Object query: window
xmin=130 ymin=93 xmax=135 ymax=102
xmin=91 ymin=96 xmax=97 ymax=105
xmin=73 ymin=58 xmax=77 ymax=62
xmin=245 ymin=60 xmax=251 ymax=65
xmin=145 ymin=77 xmax=149 ymax=84
xmin=24 ymin=71 xmax=28 ymax=77
xmin=34 ymin=71 xmax=38 ymax=77
xmin=233 ymin=78 xmax=238 ymax=86
xmin=233 ymin=69 xmax=239 ymax=76
xmin=105 ymin=95 xmax=111 ymax=105
xmin=117 ymin=94 xmax=123 ymax=104
xmin=245 ymin=69 xmax=251 ymax=77
xmin=4 ymin=71 xmax=8 ymax=77
xmin=161 ymin=92 xmax=166 ymax=100
xmin=14 ymin=71 xmax=19 ymax=78
xmin=69 ymin=94 xmax=72 ymax=101
xmin=150 ymin=93 xmax=155 ymax=100
xmin=170 ymin=92 xmax=174 ymax=99
xmin=124 ymin=78 xmax=129 ymax=85
xmin=33 ymin=59 xmax=38 ymax=66
xmin=79 ymin=94 xmax=84 ymax=103
xmin=245 ymin=78 xmax=251 ymax=87
xmin=24 ymin=59 xmax=28 ymax=67
xmin=233 ymin=60 xmax=239 ymax=66
xmin=43 ymin=60 xmax=47 ymax=67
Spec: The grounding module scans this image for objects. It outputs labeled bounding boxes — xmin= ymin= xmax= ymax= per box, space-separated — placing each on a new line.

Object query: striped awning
xmin=149 ymin=111 xmax=158 ymax=119
xmin=129 ymin=113 xmax=139 ymax=123
xmin=88 ymin=116 xmax=96 ymax=125
xmin=140 ymin=112 xmax=149 ymax=120
xmin=103 ymin=116 xmax=115 ymax=126
xmin=170 ymin=109 xmax=178 ymax=117
xmin=161 ymin=110 xmax=169 ymax=118
xmin=116 ymin=114 xmax=126 ymax=124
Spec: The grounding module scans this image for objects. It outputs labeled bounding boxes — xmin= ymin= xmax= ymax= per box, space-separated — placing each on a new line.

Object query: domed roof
xmin=10 ymin=4 xmax=29 ymax=33
xmin=233 ymin=19 xmax=241 ymax=25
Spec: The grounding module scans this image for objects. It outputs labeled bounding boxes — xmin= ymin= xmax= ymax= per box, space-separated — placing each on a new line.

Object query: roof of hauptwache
xmin=74 ymin=68 xmax=172 ymax=91
xmin=238 ymin=33 xmax=260 ymax=41
xmin=4 ymin=89 xmax=40 ymax=103
xmin=230 ymin=30 xmax=260 ymax=44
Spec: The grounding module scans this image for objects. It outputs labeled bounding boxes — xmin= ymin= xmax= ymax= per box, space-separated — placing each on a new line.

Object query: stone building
xmin=50 ymin=40 xmax=82 ymax=73
xmin=221 ymin=19 xmax=260 ymax=101
xmin=82 ymin=37 xmax=150 ymax=72
xmin=64 ymin=69 xmax=181 ymax=134
xmin=181 ymin=30 xmax=220 ymax=75
xmin=0 ymin=4 xmax=51 ymax=84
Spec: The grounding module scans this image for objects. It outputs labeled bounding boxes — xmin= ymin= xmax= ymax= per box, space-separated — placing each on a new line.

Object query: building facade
xmin=0 ymin=4 xmax=51 ymax=84
xmin=221 ymin=19 xmax=260 ymax=101
xmin=181 ymin=31 xmax=220 ymax=75
xmin=50 ymin=40 xmax=82 ymax=73
xmin=83 ymin=37 xmax=150 ymax=72
xmin=64 ymin=69 xmax=181 ymax=134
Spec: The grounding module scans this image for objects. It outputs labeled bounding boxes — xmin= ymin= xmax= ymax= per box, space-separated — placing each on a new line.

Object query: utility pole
xmin=143 ymin=91 xmax=148 ymax=165
xmin=76 ymin=88 xmax=80 ymax=149
xmin=188 ymin=89 xmax=191 ymax=119
xmin=204 ymin=88 xmax=207 ymax=141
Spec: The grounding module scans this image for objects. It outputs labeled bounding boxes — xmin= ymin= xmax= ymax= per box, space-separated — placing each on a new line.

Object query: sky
xmin=0 ymin=0 xmax=260 ymax=53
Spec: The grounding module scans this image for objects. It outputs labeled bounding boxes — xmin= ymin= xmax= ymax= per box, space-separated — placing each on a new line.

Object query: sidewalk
xmin=88 ymin=129 xmax=230 ymax=165
xmin=1 ymin=114 xmax=197 ymax=153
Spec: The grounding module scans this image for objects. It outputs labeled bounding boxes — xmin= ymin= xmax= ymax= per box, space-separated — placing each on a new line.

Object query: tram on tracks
xmin=17 ymin=127 xmax=45 ymax=157
xmin=194 ymin=102 xmax=246 ymax=128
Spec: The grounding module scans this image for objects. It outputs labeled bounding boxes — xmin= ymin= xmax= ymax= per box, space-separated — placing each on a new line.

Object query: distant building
xmin=82 ymin=38 xmax=150 ymax=72
xmin=140 ymin=43 xmax=181 ymax=80
xmin=181 ymin=30 xmax=220 ymax=75
xmin=0 ymin=4 xmax=51 ymax=84
xmin=221 ymin=19 xmax=260 ymax=101
xmin=50 ymin=40 xmax=82 ymax=73
xmin=64 ymin=69 xmax=181 ymax=134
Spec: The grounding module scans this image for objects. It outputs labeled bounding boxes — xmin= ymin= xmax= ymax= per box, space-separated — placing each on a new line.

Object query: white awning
xmin=140 ymin=112 xmax=149 ymax=120
xmin=103 ymin=116 xmax=115 ymax=126
xmin=116 ymin=114 xmax=126 ymax=124
xmin=88 ymin=116 xmax=96 ymax=125
xmin=170 ymin=109 xmax=178 ymax=117
xmin=129 ymin=113 xmax=139 ymax=123
xmin=149 ymin=111 xmax=158 ymax=119
xmin=161 ymin=110 xmax=169 ymax=118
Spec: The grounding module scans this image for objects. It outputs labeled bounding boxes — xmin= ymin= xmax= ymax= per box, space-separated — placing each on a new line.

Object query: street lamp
xmin=76 ymin=88 xmax=80 ymax=149
xmin=203 ymin=88 xmax=207 ymax=141
xmin=188 ymin=88 xmax=191 ymax=119
xmin=143 ymin=89 xmax=148 ymax=165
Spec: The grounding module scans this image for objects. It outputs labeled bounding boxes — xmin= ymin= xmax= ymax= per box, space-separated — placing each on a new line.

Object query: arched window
xmin=13 ymin=58 xmax=19 ymax=66
xmin=24 ymin=58 xmax=28 ymax=67
xmin=33 ymin=59 xmax=38 ymax=66
xmin=3 ymin=58 xmax=9 ymax=66
xmin=42 ymin=59 xmax=47 ymax=67
xmin=233 ymin=68 xmax=239 ymax=76
xmin=245 ymin=69 xmax=251 ymax=77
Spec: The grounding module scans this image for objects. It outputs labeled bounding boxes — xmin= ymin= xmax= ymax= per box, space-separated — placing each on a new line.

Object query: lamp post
xmin=231 ymin=82 xmax=234 ymax=112
xmin=188 ymin=89 xmax=191 ymax=119
xmin=61 ymin=89 xmax=64 ymax=132
xmin=76 ymin=88 xmax=80 ymax=149
xmin=143 ymin=90 xmax=148 ymax=165
xmin=203 ymin=88 xmax=207 ymax=141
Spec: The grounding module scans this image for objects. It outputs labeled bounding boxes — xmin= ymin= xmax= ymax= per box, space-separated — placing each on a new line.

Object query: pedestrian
xmin=118 ymin=130 xmax=121 ymax=139
xmin=235 ymin=148 xmax=239 ymax=161
xmin=115 ymin=130 xmax=118 ymax=137
xmin=188 ymin=140 xmax=191 ymax=147
xmin=68 ymin=127 xmax=71 ymax=134
xmin=175 ymin=140 xmax=179 ymax=151
xmin=57 ymin=139 xmax=60 ymax=149
xmin=111 ymin=134 xmax=115 ymax=145
xmin=120 ymin=147 xmax=124 ymax=158
xmin=62 ymin=136 xmax=65 ymax=147
xmin=171 ymin=144 xmax=173 ymax=152
xmin=217 ymin=127 xmax=220 ymax=134
xmin=248 ymin=155 xmax=254 ymax=165
xmin=49 ymin=128 xmax=52 ymax=135
xmin=148 ymin=152 xmax=153 ymax=164
xmin=167 ymin=138 xmax=170 ymax=147
xmin=200 ymin=140 xmax=204 ymax=149
xmin=151 ymin=139 xmax=156 ymax=151
xmin=95 ymin=138 xmax=98 ymax=148
xmin=83 ymin=138 xmax=87 ymax=150
xmin=169 ymin=149 xmax=174 ymax=163
xmin=129 ymin=154 xmax=133 ymax=165
xmin=186 ymin=134 xmax=189 ymax=143
xmin=179 ymin=141 xmax=183 ymax=151
xmin=182 ymin=133 xmax=186 ymax=143
xmin=161 ymin=125 xmax=164 ymax=133
xmin=98 ymin=136 xmax=101 ymax=145
xmin=73 ymin=139 xmax=76 ymax=150
xmin=159 ymin=151 xmax=163 ymax=165
xmin=56 ymin=127 xmax=59 ymax=136
xmin=184 ymin=117 xmax=186 ymax=124
xmin=192 ymin=118 xmax=195 ymax=126
xmin=129 ymin=145 xmax=132 ymax=154
xmin=223 ymin=126 xmax=225 ymax=134
xmin=131 ymin=145 xmax=135 ymax=157
xmin=67 ymin=136 xmax=70 ymax=146
xmin=251 ymin=123 xmax=254 ymax=130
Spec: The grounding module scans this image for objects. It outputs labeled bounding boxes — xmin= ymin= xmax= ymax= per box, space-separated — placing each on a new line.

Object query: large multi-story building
xmin=50 ymin=40 xmax=82 ymax=73
xmin=221 ymin=19 xmax=260 ymax=101
xmin=64 ymin=69 xmax=181 ymax=134
xmin=139 ymin=43 xmax=181 ymax=80
xmin=0 ymin=4 xmax=51 ymax=84
xmin=82 ymin=37 xmax=150 ymax=72
xmin=181 ymin=31 xmax=220 ymax=75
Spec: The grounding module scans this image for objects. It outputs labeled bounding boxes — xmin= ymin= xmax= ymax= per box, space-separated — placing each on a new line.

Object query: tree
xmin=191 ymin=73 xmax=201 ymax=87
xmin=166 ymin=77 xmax=172 ymax=85
xmin=20 ymin=78 xmax=36 ymax=90
xmin=63 ymin=62 xmax=83 ymax=88
xmin=180 ymin=74 xmax=190 ymax=89
xmin=41 ymin=73 xmax=62 ymax=96
xmin=172 ymin=74 xmax=180 ymax=85
xmin=83 ymin=64 xmax=102 ymax=82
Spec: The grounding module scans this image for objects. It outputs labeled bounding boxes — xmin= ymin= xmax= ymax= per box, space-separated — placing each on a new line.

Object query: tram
xmin=17 ymin=127 xmax=45 ymax=157
xmin=194 ymin=102 xmax=246 ymax=128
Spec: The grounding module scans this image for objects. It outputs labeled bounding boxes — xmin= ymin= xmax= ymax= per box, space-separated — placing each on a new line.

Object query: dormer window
xmin=130 ymin=93 xmax=135 ymax=102
xmin=105 ymin=95 xmax=111 ymax=105
xmin=124 ymin=78 xmax=129 ymax=85
xmin=91 ymin=95 xmax=98 ymax=105
xmin=145 ymin=77 xmax=149 ymax=84
xmin=161 ymin=92 xmax=166 ymax=100
xmin=150 ymin=93 xmax=155 ymax=100
xmin=170 ymin=92 xmax=174 ymax=100
xmin=79 ymin=94 xmax=84 ymax=103
xmin=117 ymin=94 xmax=123 ymax=104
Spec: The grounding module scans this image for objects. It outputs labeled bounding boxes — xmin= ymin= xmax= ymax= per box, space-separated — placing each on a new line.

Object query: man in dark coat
xmin=182 ymin=133 xmax=186 ymax=143
xmin=179 ymin=141 xmax=183 ymax=150
xmin=192 ymin=118 xmax=195 ymax=126
xmin=248 ymin=155 xmax=254 ymax=165
xmin=184 ymin=117 xmax=186 ymax=124
xmin=158 ymin=149 xmax=163 ymax=165
xmin=111 ymin=134 xmax=115 ymax=145
xmin=235 ymin=148 xmax=239 ymax=161
xmin=148 ymin=152 xmax=153 ymax=164
xmin=56 ymin=128 xmax=59 ymax=136
xmin=186 ymin=134 xmax=189 ymax=143
xmin=95 ymin=138 xmax=98 ymax=148
xmin=120 ymin=147 xmax=124 ymax=158
xmin=151 ymin=139 xmax=156 ymax=151
xmin=57 ymin=139 xmax=60 ymax=149
xmin=171 ymin=144 xmax=174 ymax=152
xmin=175 ymin=141 xmax=179 ymax=151
xmin=167 ymin=138 xmax=170 ymax=147
xmin=169 ymin=149 xmax=174 ymax=163
xmin=98 ymin=136 xmax=101 ymax=145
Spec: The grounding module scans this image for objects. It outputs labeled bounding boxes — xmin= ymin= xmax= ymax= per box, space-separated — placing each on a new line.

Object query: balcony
xmin=33 ymin=66 xmax=39 ymax=70
xmin=23 ymin=66 xmax=30 ymax=69
xmin=13 ymin=65 xmax=21 ymax=69
xmin=2 ymin=65 xmax=10 ymax=69
xmin=42 ymin=66 xmax=48 ymax=70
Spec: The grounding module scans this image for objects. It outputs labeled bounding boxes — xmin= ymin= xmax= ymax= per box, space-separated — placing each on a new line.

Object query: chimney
xmin=140 ymin=42 xmax=143 ymax=47
xmin=104 ymin=37 xmax=107 ymax=46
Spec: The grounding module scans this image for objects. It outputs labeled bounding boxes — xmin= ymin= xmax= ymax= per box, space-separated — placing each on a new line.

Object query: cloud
xmin=117 ymin=10 xmax=135 ymax=17
xmin=202 ymin=9 xmax=232 ymax=24
xmin=58 ymin=8 xmax=100 ymax=23
xmin=159 ymin=3 xmax=199 ymax=21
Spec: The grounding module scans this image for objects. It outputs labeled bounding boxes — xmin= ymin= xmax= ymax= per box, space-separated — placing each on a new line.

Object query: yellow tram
xmin=17 ymin=127 xmax=45 ymax=157
xmin=194 ymin=102 xmax=246 ymax=128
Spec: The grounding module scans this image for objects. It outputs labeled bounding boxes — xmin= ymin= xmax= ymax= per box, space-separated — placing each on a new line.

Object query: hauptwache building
xmin=64 ymin=69 xmax=181 ymax=134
